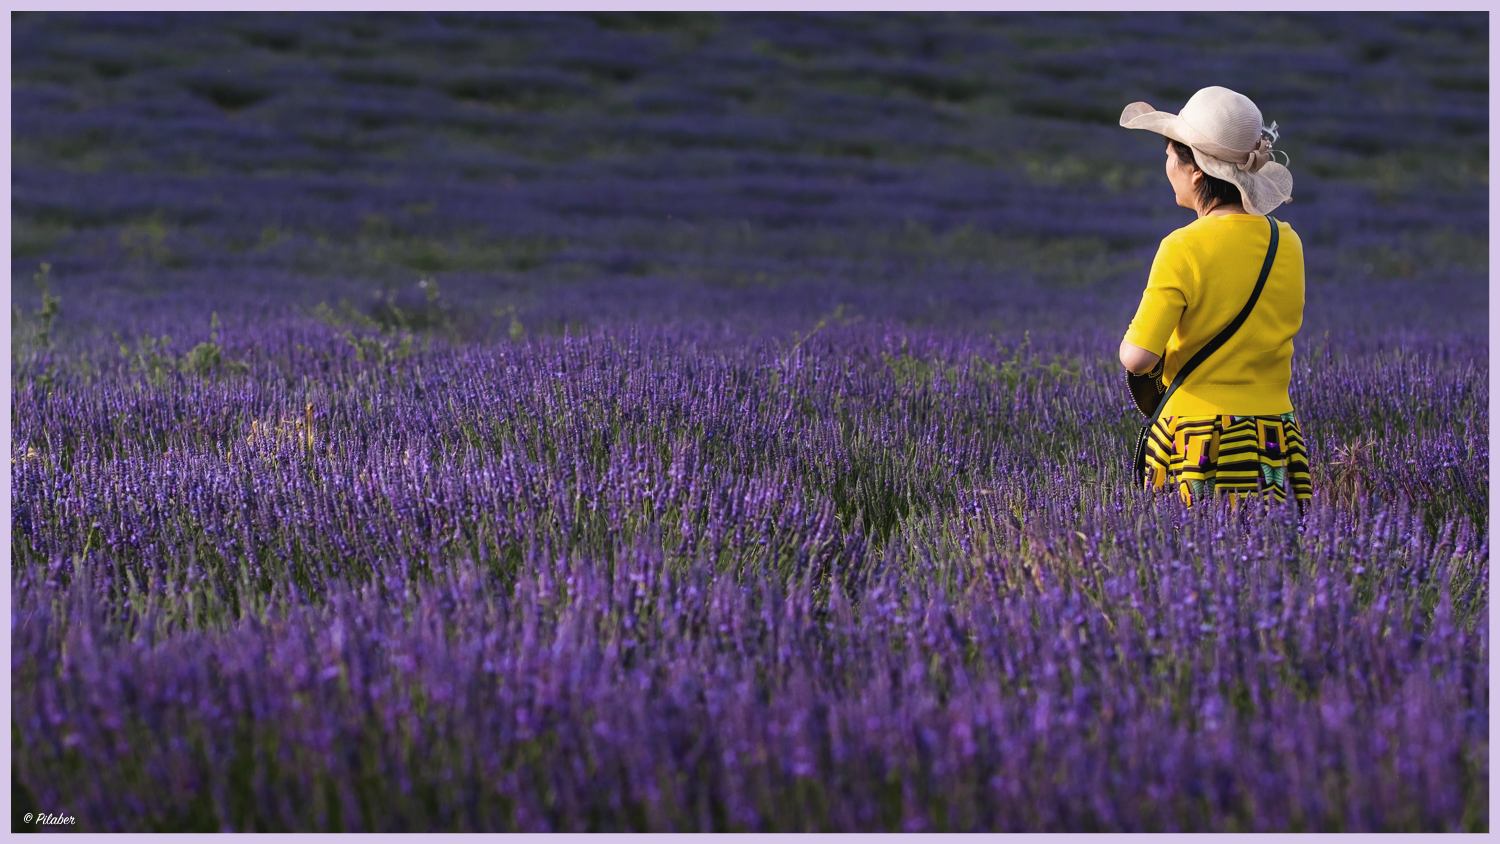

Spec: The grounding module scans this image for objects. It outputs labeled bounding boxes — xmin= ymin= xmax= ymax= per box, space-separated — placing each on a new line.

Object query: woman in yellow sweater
xmin=1117 ymin=87 xmax=1312 ymax=508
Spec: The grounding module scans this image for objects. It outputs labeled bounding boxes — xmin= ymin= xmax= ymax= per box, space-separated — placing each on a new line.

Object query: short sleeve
xmin=1122 ymin=234 xmax=1193 ymax=353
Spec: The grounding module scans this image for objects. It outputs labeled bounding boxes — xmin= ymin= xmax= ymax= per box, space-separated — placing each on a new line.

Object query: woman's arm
xmin=1124 ymin=233 xmax=1191 ymax=375
xmin=1119 ymin=340 xmax=1161 ymax=374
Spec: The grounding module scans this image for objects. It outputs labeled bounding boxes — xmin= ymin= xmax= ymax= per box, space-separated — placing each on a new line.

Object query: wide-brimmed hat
xmin=1120 ymin=86 xmax=1292 ymax=216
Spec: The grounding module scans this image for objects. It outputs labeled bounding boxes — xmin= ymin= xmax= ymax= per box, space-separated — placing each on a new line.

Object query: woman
xmin=1117 ymin=86 xmax=1311 ymax=509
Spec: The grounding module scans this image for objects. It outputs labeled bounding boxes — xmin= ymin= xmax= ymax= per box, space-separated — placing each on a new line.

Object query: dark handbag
xmin=1131 ymin=215 xmax=1281 ymax=486
xmin=1127 ymin=357 xmax=1167 ymax=418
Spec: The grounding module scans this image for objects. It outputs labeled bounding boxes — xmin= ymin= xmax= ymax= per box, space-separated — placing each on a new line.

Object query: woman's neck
xmin=1197 ymin=201 xmax=1248 ymax=219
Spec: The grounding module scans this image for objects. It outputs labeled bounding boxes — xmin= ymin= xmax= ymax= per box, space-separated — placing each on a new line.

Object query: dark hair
xmin=1168 ymin=138 xmax=1244 ymax=212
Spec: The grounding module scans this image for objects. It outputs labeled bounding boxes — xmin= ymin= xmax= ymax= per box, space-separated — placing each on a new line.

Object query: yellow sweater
xmin=1122 ymin=214 xmax=1304 ymax=417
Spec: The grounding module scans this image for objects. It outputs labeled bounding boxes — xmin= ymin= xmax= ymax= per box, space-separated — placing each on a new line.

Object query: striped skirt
xmin=1143 ymin=411 xmax=1312 ymax=507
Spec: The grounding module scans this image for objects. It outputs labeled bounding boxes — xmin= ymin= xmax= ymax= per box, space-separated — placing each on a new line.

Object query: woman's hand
xmin=1119 ymin=340 xmax=1161 ymax=374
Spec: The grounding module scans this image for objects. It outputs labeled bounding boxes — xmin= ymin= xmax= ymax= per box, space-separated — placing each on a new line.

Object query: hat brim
xmin=1121 ymin=101 xmax=1293 ymax=216
xmin=1119 ymin=102 xmax=1218 ymax=149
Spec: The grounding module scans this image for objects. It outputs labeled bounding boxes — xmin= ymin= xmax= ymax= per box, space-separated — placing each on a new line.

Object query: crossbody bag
xmin=1130 ymin=215 xmax=1280 ymax=486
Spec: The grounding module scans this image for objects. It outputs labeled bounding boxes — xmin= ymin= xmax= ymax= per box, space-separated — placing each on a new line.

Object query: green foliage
xmin=445 ymin=72 xmax=591 ymax=111
xmin=311 ymin=300 xmax=419 ymax=366
xmin=881 ymin=331 xmax=1080 ymax=394
xmin=116 ymin=313 xmax=249 ymax=383
xmin=182 ymin=76 xmax=274 ymax=111
xmin=30 ymin=262 xmax=60 ymax=351
xmin=12 ymin=263 xmax=63 ymax=391
xmin=117 ymin=333 xmax=177 ymax=384
xmin=493 ymin=305 xmax=526 ymax=342
xmin=370 ymin=277 xmax=452 ymax=333
xmin=181 ymin=313 xmax=250 ymax=378
xmin=290 ymin=225 xmax=568 ymax=292
xmin=588 ymin=10 xmax=718 ymax=35
xmin=11 ymin=219 xmax=73 ymax=259
xmin=118 ymin=211 xmax=182 ymax=267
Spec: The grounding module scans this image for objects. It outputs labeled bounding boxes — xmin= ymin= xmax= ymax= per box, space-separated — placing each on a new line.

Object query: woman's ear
xmin=1190 ymin=169 xmax=1204 ymax=186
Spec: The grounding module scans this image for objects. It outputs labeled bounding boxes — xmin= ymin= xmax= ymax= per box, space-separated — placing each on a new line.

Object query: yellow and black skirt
xmin=1142 ymin=411 xmax=1312 ymax=507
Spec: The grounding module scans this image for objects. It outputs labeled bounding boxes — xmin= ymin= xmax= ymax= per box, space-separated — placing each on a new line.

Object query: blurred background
xmin=10 ymin=11 xmax=1488 ymax=347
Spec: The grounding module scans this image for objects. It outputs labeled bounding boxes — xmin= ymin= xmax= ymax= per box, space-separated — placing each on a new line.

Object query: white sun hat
xmin=1119 ymin=86 xmax=1293 ymax=216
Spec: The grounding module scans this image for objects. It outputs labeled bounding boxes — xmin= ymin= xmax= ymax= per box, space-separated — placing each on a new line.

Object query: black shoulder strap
xmin=1149 ymin=215 xmax=1280 ymax=421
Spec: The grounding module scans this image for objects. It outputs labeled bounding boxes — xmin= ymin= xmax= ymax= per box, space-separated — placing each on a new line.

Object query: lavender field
xmin=9 ymin=12 xmax=1489 ymax=832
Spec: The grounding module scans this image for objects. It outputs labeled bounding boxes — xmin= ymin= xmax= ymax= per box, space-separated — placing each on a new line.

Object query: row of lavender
xmin=13 ymin=497 xmax=1486 ymax=832
xmin=12 ymin=319 xmax=1488 ymax=830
